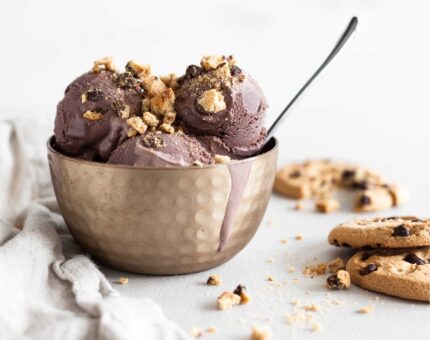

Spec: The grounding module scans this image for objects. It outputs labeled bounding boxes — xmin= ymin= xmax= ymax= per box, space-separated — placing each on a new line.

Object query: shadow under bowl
xmin=47 ymin=136 xmax=278 ymax=275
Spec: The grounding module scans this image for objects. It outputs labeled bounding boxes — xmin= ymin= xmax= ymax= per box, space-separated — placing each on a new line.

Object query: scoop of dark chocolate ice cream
xmin=107 ymin=132 xmax=213 ymax=167
xmin=54 ymin=69 xmax=142 ymax=161
xmin=174 ymin=56 xmax=268 ymax=158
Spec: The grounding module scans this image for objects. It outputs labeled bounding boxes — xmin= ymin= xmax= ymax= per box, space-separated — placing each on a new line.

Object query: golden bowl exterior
xmin=48 ymin=137 xmax=278 ymax=274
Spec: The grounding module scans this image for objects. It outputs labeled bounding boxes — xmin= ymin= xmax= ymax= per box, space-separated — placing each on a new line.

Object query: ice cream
xmin=54 ymin=56 xmax=268 ymax=165
xmin=54 ymin=58 xmax=143 ymax=161
xmin=175 ymin=55 xmax=268 ymax=158
xmin=108 ymin=132 xmax=213 ymax=167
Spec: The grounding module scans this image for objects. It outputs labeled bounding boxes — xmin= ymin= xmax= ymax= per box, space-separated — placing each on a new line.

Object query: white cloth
xmin=0 ymin=120 xmax=189 ymax=340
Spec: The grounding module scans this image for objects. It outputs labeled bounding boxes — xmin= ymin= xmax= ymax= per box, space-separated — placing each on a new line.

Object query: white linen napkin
xmin=0 ymin=120 xmax=189 ymax=340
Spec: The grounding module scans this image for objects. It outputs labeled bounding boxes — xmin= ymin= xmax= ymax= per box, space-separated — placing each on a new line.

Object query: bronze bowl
xmin=48 ymin=136 xmax=278 ymax=274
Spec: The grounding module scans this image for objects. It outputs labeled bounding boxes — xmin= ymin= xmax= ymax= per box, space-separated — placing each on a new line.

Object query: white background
xmin=1 ymin=0 xmax=429 ymax=339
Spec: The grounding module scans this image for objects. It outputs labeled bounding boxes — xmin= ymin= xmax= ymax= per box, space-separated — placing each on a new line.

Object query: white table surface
xmin=1 ymin=0 xmax=429 ymax=339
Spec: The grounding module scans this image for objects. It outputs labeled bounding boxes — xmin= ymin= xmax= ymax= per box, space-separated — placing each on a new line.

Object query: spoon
xmin=263 ymin=16 xmax=358 ymax=146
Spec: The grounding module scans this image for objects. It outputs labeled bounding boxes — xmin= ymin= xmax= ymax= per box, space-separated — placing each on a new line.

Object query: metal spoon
xmin=263 ymin=16 xmax=358 ymax=147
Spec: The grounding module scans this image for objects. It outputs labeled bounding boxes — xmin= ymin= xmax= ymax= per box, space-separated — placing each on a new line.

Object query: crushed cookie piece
xmin=207 ymin=274 xmax=222 ymax=286
xmin=126 ymin=117 xmax=147 ymax=134
xmin=158 ymin=123 xmax=175 ymax=134
xmin=151 ymin=88 xmax=175 ymax=115
xmin=303 ymin=263 xmax=327 ymax=276
xmin=160 ymin=73 xmax=179 ymax=90
xmin=213 ymin=63 xmax=231 ymax=79
xmin=197 ymin=89 xmax=226 ymax=113
xmin=217 ymin=291 xmax=240 ymax=310
xmin=190 ymin=326 xmax=203 ymax=338
xmin=214 ymin=154 xmax=231 ymax=164
xmin=163 ymin=111 xmax=176 ymax=125
xmin=357 ymin=305 xmax=374 ymax=314
xmin=86 ymin=87 xmax=104 ymax=102
xmin=267 ymin=276 xmax=274 ymax=282
xmin=326 ymin=270 xmax=350 ymax=290
xmin=113 ymin=101 xmax=130 ymax=119
xmin=141 ymin=98 xmax=151 ymax=113
xmin=115 ymin=72 xmax=141 ymax=90
xmin=303 ymin=303 xmax=320 ymax=312
xmin=233 ymin=285 xmax=251 ymax=304
xmin=142 ymin=133 xmax=164 ymax=148
xmin=142 ymin=111 xmax=159 ymax=127
xmin=92 ymin=57 xmax=116 ymax=73
xmin=251 ymin=325 xmax=273 ymax=340
xmin=125 ymin=60 xmax=151 ymax=78
xmin=280 ymin=239 xmax=288 ymax=244
xmin=295 ymin=234 xmax=303 ymax=240
xmin=116 ymin=277 xmax=129 ymax=285
xmin=143 ymin=76 xmax=168 ymax=97
xmin=81 ymin=93 xmax=87 ymax=103
xmin=82 ymin=110 xmax=104 ymax=121
xmin=127 ymin=127 xmax=137 ymax=137
xmin=200 ymin=55 xmax=226 ymax=71
xmin=315 ymin=197 xmax=340 ymax=213
xmin=328 ymin=257 xmax=345 ymax=273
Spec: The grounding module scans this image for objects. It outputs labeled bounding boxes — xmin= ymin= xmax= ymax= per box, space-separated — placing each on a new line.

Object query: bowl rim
xmin=47 ymin=135 xmax=278 ymax=171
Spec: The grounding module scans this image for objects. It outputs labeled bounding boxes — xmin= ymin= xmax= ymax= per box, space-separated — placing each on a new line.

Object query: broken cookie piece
xmin=207 ymin=274 xmax=222 ymax=286
xmin=217 ymin=291 xmax=241 ymax=310
xmin=326 ymin=270 xmax=351 ymax=290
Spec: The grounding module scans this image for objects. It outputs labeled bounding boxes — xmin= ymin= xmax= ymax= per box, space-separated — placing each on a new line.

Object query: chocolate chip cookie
xmin=273 ymin=160 xmax=407 ymax=213
xmin=346 ymin=247 xmax=430 ymax=301
xmin=328 ymin=216 xmax=430 ymax=249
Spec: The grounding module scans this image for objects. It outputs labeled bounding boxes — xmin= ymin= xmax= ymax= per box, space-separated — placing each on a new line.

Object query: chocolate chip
xmin=233 ymin=284 xmax=246 ymax=296
xmin=185 ymin=65 xmax=203 ymax=79
xmin=403 ymin=253 xmax=426 ymax=265
xmin=359 ymin=195 xmax=372 ymax=206
xmin=359 ymin=263 xmax=378 ymax=276
xmin=289 ymin=170 xmax=301 ymax=178
xmin=342 ymin=243 xmax=352 ymax=248
xmin=326 ymin=274 xmax=348 ymax=289
xmin=230 ymin=65 xmax=242 ymax=76
xmin=333 ymin=239 xmax=341 ymax=247
xmin=86 ymin=87 xmax=104 ymax=102
xmin=352 ymin=180 xmax=369 ymax=190
xmin=376 ymin=243 xmax=382 ymax=248
xmin=361 ymin=252 xmax=374 ymax=261
xmin=392 ymin=224 xmax=411 ymax=237
xmin=115 ymin=72 xmax=141 ymax=89
xmin=342 ymin=169 xmax=355 ymax=179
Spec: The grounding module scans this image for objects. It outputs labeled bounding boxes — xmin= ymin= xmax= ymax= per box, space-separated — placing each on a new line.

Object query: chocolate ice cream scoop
xmin=107 ymin=132 xmax=213 ymax=167
xmin=174 ymin=56 xmax=268 ymax=158
xmin=55 ymin=65 xmax=142 ymax=161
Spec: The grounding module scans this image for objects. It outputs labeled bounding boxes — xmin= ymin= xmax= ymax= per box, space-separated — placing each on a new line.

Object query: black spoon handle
xmin=265 ymin=16 xmax=358 ymax=141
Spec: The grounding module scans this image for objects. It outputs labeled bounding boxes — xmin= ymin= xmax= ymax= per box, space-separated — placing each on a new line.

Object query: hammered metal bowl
xmin=48 ymin=136 xmax=278 ymax=274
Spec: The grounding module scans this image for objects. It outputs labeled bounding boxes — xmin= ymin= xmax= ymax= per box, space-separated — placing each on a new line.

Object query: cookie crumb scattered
xmin=291 ymin=298 xmax=301 ymax=306
xmin=267 ymin=276 xmax=274 ymax=282
xmin=116 ymin=277 xmax=129 ymax=285
xmin=217 ymin=291 xmax=240 ymax=310
xmin=295 ymin=234 xmax=303 ymax=240
xmin=251 ymin=325 xmax=273 ymax=340
xmin=190 ymin=326 xmax=203 ymax=337
xmin=328 ymin=258 xmax=345 ymax=273
xmin=310 ymin=322 xmax=322 ymax=333
xmin=326 ymin=270 xmax=350 ymax=290
xmin=207 ymin=274 xmax=222 ymax=286
xmin=198 ymin=89 xmax=226 ymax=113
xmin=288 ymin=266 xmax=296 ymax=273
xmin=303 ymin=303 xmax=320 ymax=312
xmin=280 ymin=239 xmax=288 ymax=244
xmin=233 ymin=284 xmax=251 ymax=304
xmin=357 ymin=305 xmax=374 ymax=314
xmin=206 ymin=327 xmax=217 ymax=334
xmin=303 ymin=263 xmax=327 ymax=276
